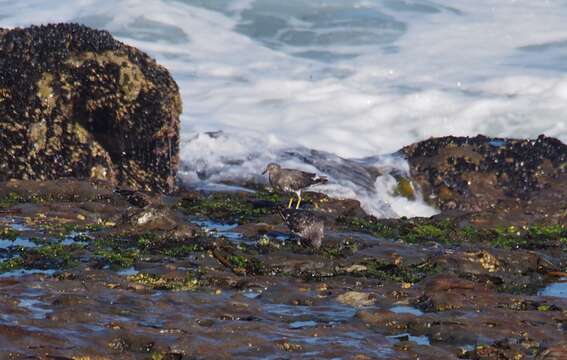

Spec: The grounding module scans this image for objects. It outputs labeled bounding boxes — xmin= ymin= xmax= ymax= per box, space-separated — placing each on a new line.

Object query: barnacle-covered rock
xmin=402 ymin=135 xmax=567 ymax=225
xmin=0 ymin=23 xmax=181 ymax=192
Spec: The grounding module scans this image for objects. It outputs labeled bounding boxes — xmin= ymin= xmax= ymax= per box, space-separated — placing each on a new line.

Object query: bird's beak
xmin=262 ymin=168 xmax=268 ymax=175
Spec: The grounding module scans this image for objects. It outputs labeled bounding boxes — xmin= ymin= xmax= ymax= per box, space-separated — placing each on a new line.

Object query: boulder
xmin=0 ymin=23 xmax=181 ymax=192
xmin=402 ymin=135 xmax=567 ymax=226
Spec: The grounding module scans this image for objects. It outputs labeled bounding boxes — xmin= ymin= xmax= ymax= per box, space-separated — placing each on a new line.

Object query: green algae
xmin=0 ymin=191 xmax=65 ymax=208
xmin=135 ymin=231 xmax=204 ymax=257
xmin=90 ymin=231 xmax=205 ymax=269
xmin=179 ymin=193 xmax=273 ymax=223
xmin=394 ymin=178 xmax=416 ymax=200
xmin=404 ymin=223 xmax=451 ymax=244
xmin=0 ymin=257 xmax=24 ymax=272
xmin=229 ymin=255 xmax=247 ymax=269
xmin=338 ymin=216 xmax=398 ymax=239
xmin=364 ymin=260 xmax=441 ymax=284
xmin=337 ymin=216 xmax=455 ymax=244
xmin=95 ymin=247 xmax=140 ymax=269
xmin=227 ymin=254 xmax=264 ymax=275
xmin=255 ymin=190 xmax=285 ymax=203
xmin=0 ymin=192 xmax=24 ymax=209
xmin=161 ymin=244 xmax=203 ymax=257
xmin=41 ymin=222 xmax=104 ymax=239
xmin=322 ymin=239 xmax=359 ymax=259
xmin=0 ymin=244 xmax=83 ymax=273
xmin=338 ymin=215 xmax=567 ymax=249
xmin=0 ymin=226 xmax=18 ymax=240
xmin=32 ymin=244 xmax=80 ymax=269
xmin=490 ymin=225 xmax=567 ymax=249
xmin=135 ymin=232 xmax=160 ymax=249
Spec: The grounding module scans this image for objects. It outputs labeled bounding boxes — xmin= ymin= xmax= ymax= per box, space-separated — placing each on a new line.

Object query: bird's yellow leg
xmin=295 ymin=195 xmax=302 ymax=209
xmin=287 ymin=197 xmax=294 ymax=208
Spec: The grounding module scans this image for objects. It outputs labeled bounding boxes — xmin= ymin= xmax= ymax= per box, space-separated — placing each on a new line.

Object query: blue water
xmin=390 ymin=305 xmax=424 ymax=316
xmin=539 ymin=278 xmax=567 ymax=299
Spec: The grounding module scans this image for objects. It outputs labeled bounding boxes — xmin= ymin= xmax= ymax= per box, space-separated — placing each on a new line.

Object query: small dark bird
xmin=262 ymin=163 xmax=328 ymax=209
xmin=279 ymin=209 xmax=325 ymax=249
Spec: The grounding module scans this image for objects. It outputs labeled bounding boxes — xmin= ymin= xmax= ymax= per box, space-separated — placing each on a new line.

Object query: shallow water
xmin=192 ymin=219 xmax=245 ymax=242
xmin=116 ymin=267 xmax=139 ymax=276
xmin=18 ymin=297 xmax=53 ymax=320
xmin=0 ymin=272 xmax=402 ymax=357
xmin=539 ymin=278 xmax=567 ymax=299
xmin=387 ymin=333 xmax=431 ymax=346
xmin=390 ymin=305 xmax=424 ymax=316
xmin=0 ymin=220 xmax=91 ymax=277
xmin=0 ymin=269 xmax=56 ymax=278
xmin=0 ymin=237 xmax=37 ymax=249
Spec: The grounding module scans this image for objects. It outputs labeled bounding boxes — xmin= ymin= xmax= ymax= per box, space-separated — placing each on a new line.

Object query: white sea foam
xmin=1 ymin=0 xmax=566 ymax=217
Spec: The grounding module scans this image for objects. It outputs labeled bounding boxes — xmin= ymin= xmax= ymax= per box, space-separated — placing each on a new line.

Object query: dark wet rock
xmin=336 ymin=291 xmax=375 ymax=307
xmin=113 ymin=188 xmax=155 ymax=208
xmin=310 ymin=193 xmax=368 ymax=219
xmin=0 ymin=174 xmax=566 ymax=358
xmin=0 ymin=23 xmax=181 ymax=192
xmin=540 ymin=342 xmax=567 ymax=359
xmin=0 ymin=178 xmax=116 ymax=204
xmin=357 ymin=309 xmax=418 ymax=333
xmin=402 ymin=135 xmax=567 ymax=226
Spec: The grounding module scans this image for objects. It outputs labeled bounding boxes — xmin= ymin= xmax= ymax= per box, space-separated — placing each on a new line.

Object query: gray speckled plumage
xmin=279 ymin=209 xmax=324 ymax=249
xmin=263 ymin=163 xmax=328 ymax=208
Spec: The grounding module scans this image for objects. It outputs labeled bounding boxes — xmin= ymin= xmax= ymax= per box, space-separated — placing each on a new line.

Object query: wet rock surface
xmin=0 ymin=172 xmax=566 ymax=359
xmin=0 ymin=23 xmax=181 ymax=192
xmin=402 ymin=135 xmax=567 ymax=226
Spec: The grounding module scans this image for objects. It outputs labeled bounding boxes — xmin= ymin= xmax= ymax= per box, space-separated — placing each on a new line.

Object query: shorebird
xmin=279 ymin=209 xmax=324 ymax=249
xmin=262 ymin=163 xmax=328 ymax=209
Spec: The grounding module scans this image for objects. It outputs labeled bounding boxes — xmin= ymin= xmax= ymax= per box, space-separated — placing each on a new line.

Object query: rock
xmin=422 ymin=274 xmax=476 ymax=292
xmin=0 ymin=23 xmax=181 ymax=192
xmin=0 ymin=178 xmax=115 ymax=203
xmin=402 ymin=135 xmax=567 ymax=226
xmin=540 ymin=342 xmax=567 ymax=359
xmin=343 ymin=264 xmax=368 ymax=273
xmin=336 ymin=291 xmax=375 ymax=307
xmin=356 ymin=309 xmax=416 ymax=330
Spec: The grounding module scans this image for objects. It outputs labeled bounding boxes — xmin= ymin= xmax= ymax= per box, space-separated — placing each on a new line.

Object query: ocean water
xmin=2 ymin=0 xmax=567 ymax=218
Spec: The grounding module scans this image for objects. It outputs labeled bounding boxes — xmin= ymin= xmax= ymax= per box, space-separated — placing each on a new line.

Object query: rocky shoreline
xmin=0 ymin=149 xmax=565 ymax=359
xmin=0 ymin=23 xmax=566 ymax=359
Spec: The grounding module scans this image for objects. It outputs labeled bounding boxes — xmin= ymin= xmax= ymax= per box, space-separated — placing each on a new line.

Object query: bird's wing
xmin=289 ymin=212 xmax=315 ymax=233
xmin=290 ymin=169 xmax=318 ymax=188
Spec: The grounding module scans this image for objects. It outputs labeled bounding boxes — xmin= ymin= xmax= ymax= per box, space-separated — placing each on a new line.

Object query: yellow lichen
xmin=90 ymin=165 xmax=109 ymax=181
xmin=66 ymin=51 xmax=151 ymax=102
xmin=71 ymin=122 xmax=90 ymax=144
xmin=28 ymin=120 xmax=47 ymax=153
xmin=123 ymin=160 xmax=153 ymax=191
xmin=36 ymin=72 xmax=57 ymax=111
xmin=466 ymin=251 xmax=500 ymax=273
xmin=128 ymin=272 xmax=199 ymax=291
xmin=395 ymin=178 xmax=416 ymax=200
xmin=438 ymin=186 xmax=454 ymax=201
xmin=0 ymin=87 xmax=10 ymax=103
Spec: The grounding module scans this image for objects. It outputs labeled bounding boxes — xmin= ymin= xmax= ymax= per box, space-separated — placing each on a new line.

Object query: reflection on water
xmin=390 ymin=305 xmax=424 ymax=316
